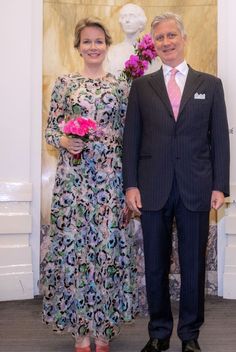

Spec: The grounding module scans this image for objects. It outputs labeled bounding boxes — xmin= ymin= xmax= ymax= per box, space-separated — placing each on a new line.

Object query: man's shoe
xmin=141 ymin=338 xmax=170 ymax=352
xmin=182 ymin=339 xmax=201 ymax=352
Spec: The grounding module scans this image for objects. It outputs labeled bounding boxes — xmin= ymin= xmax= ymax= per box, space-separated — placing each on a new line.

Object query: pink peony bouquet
xmin=122 ymin=33 xmax=157 ymax=80
xmin=59 ymin=116 xmax=103 ymax=163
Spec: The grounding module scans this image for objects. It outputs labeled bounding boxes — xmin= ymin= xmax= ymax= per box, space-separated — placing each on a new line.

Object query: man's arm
xmin=122 ymin=80 xmax=142 ymax=189
xmin=210 ymin=78 xmax=230 ymax=198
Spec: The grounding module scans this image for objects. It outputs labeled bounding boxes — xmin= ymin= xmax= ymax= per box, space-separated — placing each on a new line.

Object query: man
xmin=123 ymin=12 xmax=230 ymax=352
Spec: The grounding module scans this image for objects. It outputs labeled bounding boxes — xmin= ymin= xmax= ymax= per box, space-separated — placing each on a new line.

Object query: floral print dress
xmin=41 ymin=73 xmax=138 ymax=340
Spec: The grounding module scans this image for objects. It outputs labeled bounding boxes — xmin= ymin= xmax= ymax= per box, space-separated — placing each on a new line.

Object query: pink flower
xmin=124 ymin=55 xmax=148 ymax=79
xmin=137 ymin=34 xmax=157 ymax=60
xmin=58 ymin=115 xmax=104 ymax=165
xmin=59 ymin=116 xmax=102 ymax=141
xmin=121 ymin=33 xmax=157 ymax=81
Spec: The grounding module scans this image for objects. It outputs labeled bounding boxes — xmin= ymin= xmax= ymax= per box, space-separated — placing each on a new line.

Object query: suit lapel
xmin=148 ymin=68 xmax=173 ymax=117
xmin=148 ymin=66 xmax=205 ymax=119
xmin=178 ymin=66 xmax=204 ymax=116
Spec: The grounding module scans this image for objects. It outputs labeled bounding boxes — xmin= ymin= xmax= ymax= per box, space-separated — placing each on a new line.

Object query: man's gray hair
xmin=151 ymin=12 xmax=186 ymax=38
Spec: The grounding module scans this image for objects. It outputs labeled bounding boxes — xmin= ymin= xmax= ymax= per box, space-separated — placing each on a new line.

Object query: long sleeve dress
xmin=41 ymin=73 xmax=138 ymax=340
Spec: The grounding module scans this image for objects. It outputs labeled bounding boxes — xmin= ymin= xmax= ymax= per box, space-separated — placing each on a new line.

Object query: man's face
xmin=153 ymin=19 xmax=186 ymax=67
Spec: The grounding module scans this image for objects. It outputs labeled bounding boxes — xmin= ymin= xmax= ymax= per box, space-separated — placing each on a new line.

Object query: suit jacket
xmin=122 ymin=66 xmax=230 ymax=211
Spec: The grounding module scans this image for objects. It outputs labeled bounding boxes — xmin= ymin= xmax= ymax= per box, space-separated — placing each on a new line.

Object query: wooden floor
xmin=0 ymin=296 xmax=236 ymax=352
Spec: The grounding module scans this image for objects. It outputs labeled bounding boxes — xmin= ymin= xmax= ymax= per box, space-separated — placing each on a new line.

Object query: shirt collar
xmin=163 ymin=60 xmax=188 ymax=77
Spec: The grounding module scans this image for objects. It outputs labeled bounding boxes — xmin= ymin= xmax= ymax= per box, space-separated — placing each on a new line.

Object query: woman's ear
xmin=78 ymin=49 xmax=82 ymax=57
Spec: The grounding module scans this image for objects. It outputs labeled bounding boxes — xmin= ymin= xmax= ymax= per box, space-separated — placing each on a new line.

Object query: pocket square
xmin=194 ymin=93 xmax=206 ymax=99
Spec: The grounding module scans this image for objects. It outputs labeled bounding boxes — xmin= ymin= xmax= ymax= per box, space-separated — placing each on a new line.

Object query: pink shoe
xmin=75 ymin=346 xmax=91 ymax=352
xmin=95 ymin=344 xmax=109 ymax=352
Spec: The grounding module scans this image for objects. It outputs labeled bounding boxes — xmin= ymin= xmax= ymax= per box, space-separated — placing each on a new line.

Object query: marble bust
xmin=105 ymin=3 xmax=161 ymax=78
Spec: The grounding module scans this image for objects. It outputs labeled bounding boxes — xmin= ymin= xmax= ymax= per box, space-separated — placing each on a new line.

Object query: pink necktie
xmin=167 ymin=68 xmax=181 ymax=120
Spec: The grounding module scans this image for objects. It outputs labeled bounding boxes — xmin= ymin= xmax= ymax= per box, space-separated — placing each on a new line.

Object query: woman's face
xmin=79 ymin=26 xmax=108 ymax=67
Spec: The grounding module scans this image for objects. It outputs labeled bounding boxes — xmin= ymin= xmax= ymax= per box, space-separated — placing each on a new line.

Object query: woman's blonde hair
xmin=74 ymin=17 xmax=112 ymax=49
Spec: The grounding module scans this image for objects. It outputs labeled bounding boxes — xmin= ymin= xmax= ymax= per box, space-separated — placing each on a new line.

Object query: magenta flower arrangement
xmin=59 ymin=116 xmax=101 ymax=140
xmin=59 ymin=116 xmax=103 ymax=164
xmin=122 ymin=33 xmax=157 ymax=80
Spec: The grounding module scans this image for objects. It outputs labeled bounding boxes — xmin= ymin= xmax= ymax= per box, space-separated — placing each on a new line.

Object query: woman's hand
xmin=60 ymin=135 xmax=85 ymax=155
xmin=122 ymin=206 xmax=133 ymax=227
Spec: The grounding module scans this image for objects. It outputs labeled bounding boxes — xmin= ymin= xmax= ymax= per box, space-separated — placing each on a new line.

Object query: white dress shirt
xmin=162 ymin=60 xmax=189 ymax=94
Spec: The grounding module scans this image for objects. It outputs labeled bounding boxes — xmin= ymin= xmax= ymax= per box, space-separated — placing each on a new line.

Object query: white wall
xmin=218 ymin=0 xmax=236 ymax=185
xmin=30 ymin=0 xmax=43 ymax=296
xmin=218 ymin=0 xmax=236 ymax=298
xmin=0 ymin=0 xmax=31 ymax=178
xmin=0 ymin=0 xmax=42 ymax=298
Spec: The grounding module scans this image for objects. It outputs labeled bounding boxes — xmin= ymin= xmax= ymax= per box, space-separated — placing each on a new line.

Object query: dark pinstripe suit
xmin=123 ymin=66 xmax=230 ymax=341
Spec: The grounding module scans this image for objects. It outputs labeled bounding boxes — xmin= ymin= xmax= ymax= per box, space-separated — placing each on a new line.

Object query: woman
xmin=41 ymin=17 xmax=138 ymax=352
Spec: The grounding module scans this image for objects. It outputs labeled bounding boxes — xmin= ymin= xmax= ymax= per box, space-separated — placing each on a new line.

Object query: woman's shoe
xmin=75 ymin=335 xmax=91 ymax=352
xmin=95 ymin=344 xmax=109 ymax=352
xmin=75 ymin=346 xmax=91 ymax=352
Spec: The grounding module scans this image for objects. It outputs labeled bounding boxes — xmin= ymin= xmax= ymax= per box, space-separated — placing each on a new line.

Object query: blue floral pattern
xmin=41 ymin=73 xmax=138 ymax=340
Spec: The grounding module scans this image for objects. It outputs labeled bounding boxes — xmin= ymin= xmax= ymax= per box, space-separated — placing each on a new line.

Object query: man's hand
xmin=211 ymin=190 xmax=225 ymax=210
xmin=125 ymin=187 xmax=142 ymax=216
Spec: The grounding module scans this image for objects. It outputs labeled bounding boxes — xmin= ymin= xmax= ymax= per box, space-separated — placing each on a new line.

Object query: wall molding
xmin=0 ymin=181 xmax=33 ymax=301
